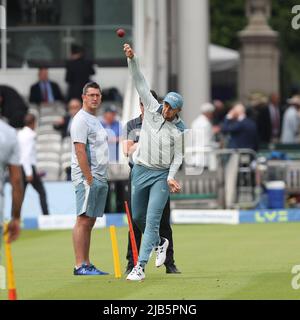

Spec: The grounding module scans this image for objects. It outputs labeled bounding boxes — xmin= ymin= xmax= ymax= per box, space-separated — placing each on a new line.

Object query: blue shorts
xmin=75 ymin=179 xmax=108 ymax=218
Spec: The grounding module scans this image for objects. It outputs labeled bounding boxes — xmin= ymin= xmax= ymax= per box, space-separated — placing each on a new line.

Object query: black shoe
xmin=165 ymin=264 xmax=181 ymax=274
xmin=125 ymin=264 xmax=134 ymax=275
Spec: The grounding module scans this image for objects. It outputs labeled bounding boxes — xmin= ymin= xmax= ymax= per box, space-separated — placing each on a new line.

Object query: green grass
xmin=1 ymin=223 xmax=300 ymax=300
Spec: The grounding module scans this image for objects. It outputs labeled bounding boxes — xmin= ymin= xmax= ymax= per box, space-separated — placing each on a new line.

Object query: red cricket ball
xmin=116 ymin=28 xmax=125 ymax=38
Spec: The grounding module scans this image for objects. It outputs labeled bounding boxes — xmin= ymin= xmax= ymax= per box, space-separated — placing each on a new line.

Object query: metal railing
xmin=172 ymin=148 xmax=258 ymax=210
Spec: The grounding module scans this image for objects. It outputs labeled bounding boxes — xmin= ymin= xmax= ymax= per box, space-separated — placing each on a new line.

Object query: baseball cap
xmin=104 ymin=104 xmax=118 ymax=113
xmin=163 ymin=92 xmax=183 ymax=109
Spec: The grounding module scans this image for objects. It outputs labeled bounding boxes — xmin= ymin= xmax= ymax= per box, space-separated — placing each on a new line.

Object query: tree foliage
xmin=210 ymin=0 xmax=300 ymax=99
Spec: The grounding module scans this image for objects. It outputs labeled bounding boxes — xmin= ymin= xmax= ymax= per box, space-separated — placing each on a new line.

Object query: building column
xmin=238 ymin=0 xmax=279 ymax=103
xmin=1 ymin=0 xmax=7 ymax=70
xmin=133 ymin=0 xmax=145 ymax=58
xmin=177 ymin=0 xmax=210 ymax=127
xmin=155 ymin=0 xmax=168 ymax=96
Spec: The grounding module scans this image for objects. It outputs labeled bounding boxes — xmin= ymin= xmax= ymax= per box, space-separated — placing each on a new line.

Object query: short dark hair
xmin=82 ymin=82 xmax=101 ymax=95
xmin=71 ymin=44 xmax=84 ymax=55
xmin=140 ymin=89 xmax=158 ymax=105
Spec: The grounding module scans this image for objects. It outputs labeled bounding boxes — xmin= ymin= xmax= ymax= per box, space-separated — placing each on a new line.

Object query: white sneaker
xmin=155 ymin=237 xmax=169 ymax=267
xmin=126 ymin=264 xmax=145 ymax=281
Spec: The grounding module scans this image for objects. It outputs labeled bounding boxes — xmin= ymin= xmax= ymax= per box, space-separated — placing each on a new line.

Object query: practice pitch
xmin=0 ymin=223 xmax=300 ymax=300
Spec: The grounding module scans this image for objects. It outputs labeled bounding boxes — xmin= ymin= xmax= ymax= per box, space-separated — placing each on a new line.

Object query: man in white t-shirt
xmin=191 ymin=103 xmax=217 ymax=169
xmin=70 ymin=82 xmax=109 ymax=276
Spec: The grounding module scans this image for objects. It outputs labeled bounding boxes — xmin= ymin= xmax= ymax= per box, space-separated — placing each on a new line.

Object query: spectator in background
xmin=53 ymin=98 xmax=81 ymax=138
xmin=221 ymin=102 xmax=258 ymax=151
xmin=100 ymin=104 xmax=122 ymax=162
xmin=211 ymin=99 xmax=227 ymax=146
xmin=212 ymin=99 xmax=227 ymax=125
xmin=29 ymin=67 xmax=64 ymax=105
xmin=101 ymin=87 xmax=123 ymax=104
xmin=256 ymin=93 xmax=283 ymax=144
xmin=0 ymin=116 xmax=24 ymax=243
xmin=0 ymin=85 xmax=28 ymax=128
xmin=281 ymin=95 xmax=300 ymax=144
xmin=191 ymin=102 xmax=219 ymax=168
xmin=247 ymin=93 xmax=268 ymax=146
xmin=65 ymin=44 xmax=95 ymax=102
xmin=268 ymin=93 xmax=283 ymax=142
xmin=100 ymin=104 xmax=124 ymax=213
xmin=246 ymin=92 xmax=267 ymax=120
xmin=18 ymin=114 xmax=50 ymax=215
xmin=54 ymin=99 xmax=81 ymax=181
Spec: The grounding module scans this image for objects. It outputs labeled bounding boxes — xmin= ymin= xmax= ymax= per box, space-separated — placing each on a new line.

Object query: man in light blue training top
xmin=71 ymin=82 xmax=109 ymax=276
xmin=123 ymin=43 xmax=186 ymax=281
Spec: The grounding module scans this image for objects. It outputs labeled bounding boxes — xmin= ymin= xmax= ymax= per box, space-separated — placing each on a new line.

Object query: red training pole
xmin=124 ymin=201 xmax=138 ymax=265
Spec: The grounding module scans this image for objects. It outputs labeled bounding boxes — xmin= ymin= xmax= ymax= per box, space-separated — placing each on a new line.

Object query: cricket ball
xmin=116 ymin=28 xmax=125 ymax=38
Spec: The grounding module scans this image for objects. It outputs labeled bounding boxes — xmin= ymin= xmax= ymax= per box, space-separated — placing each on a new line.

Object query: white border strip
xmin=38 ymin=215 xmax=106 ymax=230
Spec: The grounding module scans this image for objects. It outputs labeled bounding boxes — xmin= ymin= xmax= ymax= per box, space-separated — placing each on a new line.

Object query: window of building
xmin=5 ymin=0 xmax=132 ymax=67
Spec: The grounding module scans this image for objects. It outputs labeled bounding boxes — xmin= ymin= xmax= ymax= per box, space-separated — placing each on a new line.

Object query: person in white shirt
xmin=190 ymin=103 xmax=218 ymax=169
xmin=18 ymin=114 xmax=49 ymax=215
xmin=281 ymin=95 xmax=300 ymax=144
xmin=0 ymin=118 xmax=24 ymax=243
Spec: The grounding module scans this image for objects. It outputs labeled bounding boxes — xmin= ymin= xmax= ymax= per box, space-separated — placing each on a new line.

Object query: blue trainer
xmin=73 ymin=263 xmax=109 ymax=275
